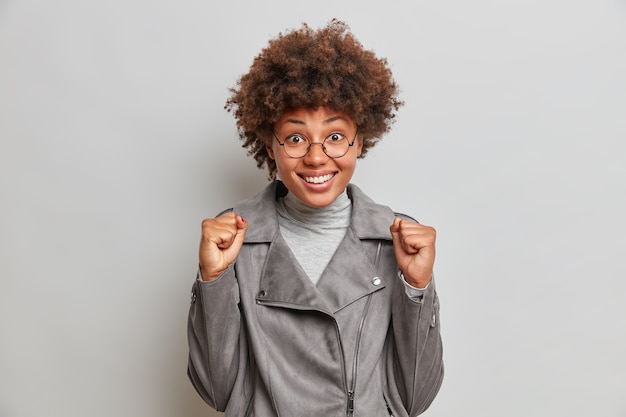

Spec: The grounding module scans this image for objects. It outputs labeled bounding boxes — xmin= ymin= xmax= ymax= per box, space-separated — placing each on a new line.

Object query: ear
xmin=355 ymin=135 xmax=364 ymax=157
xmin=266 ymin=141 xmax=275 ymax=160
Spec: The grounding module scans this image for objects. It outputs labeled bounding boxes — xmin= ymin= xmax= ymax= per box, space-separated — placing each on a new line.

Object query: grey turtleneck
xmin=276 ymin=190 xmax=351 ymax=285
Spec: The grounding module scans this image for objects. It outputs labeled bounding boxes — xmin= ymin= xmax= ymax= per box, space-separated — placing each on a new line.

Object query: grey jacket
xmin=187 ymin=181 xmax=443 ymax=416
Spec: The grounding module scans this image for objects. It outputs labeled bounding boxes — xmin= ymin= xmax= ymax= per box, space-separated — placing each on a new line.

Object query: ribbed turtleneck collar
xmin=280 ymin=190 xmax=352 ymax=229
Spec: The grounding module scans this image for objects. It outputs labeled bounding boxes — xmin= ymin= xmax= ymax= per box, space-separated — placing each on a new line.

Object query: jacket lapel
xmin=315 ymin=226 xmax=386 ymax=313
xmin=346 ymin=183 xmax=397 ymax=241
xmin=256 ymin=232 xmax=332 ymax=314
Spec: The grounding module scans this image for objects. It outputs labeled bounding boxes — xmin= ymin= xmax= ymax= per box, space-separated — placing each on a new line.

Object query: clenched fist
xmin=199 ymin=212 xmax=248 ymax=281
xmin=390 ymin=218 xmax=436 ymax=289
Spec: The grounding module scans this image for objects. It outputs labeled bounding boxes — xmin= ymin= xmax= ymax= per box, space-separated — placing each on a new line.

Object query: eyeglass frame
xmin=271 ymin=129 xmax=359 ymax=159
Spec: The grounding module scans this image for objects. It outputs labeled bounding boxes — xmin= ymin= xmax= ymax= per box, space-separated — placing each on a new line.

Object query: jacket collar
xmin=235 ymin=180 xmax=395 ymax=243
xmin=235 ymin=180 xmax=396 ymax=314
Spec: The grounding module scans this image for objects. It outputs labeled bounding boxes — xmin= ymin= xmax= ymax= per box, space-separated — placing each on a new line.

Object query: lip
xmin=299 ymin=171 xmax=336 ymax=182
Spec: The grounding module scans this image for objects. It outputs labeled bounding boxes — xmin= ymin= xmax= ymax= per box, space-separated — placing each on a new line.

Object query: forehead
xmin=275 ymin=106 xmax=355 ymax=129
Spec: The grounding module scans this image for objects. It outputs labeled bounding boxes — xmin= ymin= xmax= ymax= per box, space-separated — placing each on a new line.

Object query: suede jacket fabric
xmin=187 ymin=181 xmax=443 ymax=417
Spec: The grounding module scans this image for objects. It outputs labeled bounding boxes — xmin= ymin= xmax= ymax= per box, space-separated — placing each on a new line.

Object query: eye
xmin=284 ymin=134 xmax=307 ymax=145
xmin=326 ymin=132 xmax=346 ymax=143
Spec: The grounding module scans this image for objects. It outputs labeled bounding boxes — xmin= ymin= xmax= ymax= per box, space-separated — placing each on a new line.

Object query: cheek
xmin=336 ymin=156 xmax=358 ymax=173
xmin=273 ymin=153 xmax=297 ymax=176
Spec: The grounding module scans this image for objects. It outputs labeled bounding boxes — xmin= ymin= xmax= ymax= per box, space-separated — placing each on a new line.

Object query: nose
xmin=303 ymin=142 xmax=329 ymax=164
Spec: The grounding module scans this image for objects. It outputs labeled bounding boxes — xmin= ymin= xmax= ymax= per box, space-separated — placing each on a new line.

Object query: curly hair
xmin=225 ymin=19 xmax=403 ymax=179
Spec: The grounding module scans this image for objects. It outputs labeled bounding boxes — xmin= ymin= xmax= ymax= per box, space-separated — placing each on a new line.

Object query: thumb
xmin=389 ymin=217 xmax=402 ymax=244
xmin=221 ymin=214 xmax=248 ymax=263
xmin=234 ymin=215 xmax=248 ymax=242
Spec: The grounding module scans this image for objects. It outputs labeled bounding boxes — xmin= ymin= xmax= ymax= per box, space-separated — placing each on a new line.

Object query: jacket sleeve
xmin=389 ymin=273 xmax=444 ymax=416
xmin=187 ymin=264 xmax=242 ymax=411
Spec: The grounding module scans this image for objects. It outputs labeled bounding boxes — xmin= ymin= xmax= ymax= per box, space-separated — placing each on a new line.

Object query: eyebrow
xmin=282 ymin=116 xmax=347 ymax=126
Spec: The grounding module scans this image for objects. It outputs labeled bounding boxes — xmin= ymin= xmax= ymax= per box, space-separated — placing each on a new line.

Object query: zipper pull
xmin=347 ymin=390 xmax=355 ymax=416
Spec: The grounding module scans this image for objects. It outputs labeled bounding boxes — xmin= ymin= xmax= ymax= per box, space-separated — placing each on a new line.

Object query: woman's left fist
xmin=390 ymin=217 xmax=436 ymax=289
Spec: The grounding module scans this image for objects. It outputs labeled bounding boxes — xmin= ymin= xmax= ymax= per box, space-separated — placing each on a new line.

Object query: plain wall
xmin=1 ymin=1 xmax=625 ymax=416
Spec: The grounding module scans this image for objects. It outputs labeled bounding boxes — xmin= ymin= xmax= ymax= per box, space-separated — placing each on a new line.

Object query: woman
xmin=187 ymin=20 xmax=443 ymax=417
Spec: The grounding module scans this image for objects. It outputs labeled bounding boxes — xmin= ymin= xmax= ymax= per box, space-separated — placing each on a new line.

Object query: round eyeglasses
xmin=272 ymin=130 xmax=359 ymax=159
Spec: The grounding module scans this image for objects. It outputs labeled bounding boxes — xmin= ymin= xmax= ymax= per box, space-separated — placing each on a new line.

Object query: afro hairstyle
xmin=225 ymin=19 xmax=403 ymax=179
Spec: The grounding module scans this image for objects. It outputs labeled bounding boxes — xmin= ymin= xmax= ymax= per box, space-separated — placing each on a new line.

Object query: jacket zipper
xmin=347 ymin=390 xmax=355 ymax=416
xmin=383 ymin=394 xmax=394 ymax=416
xmin=347 ymin=293 xmax=373 ymax=415
xmin=348 ymin=241 xmax=383 ymax=416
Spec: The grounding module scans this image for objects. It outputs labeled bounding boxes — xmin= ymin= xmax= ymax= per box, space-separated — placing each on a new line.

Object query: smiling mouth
xmin=302 ymin=173 xmax=335 ymax=184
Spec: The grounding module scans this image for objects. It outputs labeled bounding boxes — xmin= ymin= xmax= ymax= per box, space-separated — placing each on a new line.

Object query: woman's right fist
xmin=199 ymin=212 xmax=248 ymax=281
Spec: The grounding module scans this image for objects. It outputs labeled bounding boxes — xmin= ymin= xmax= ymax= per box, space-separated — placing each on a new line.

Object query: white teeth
xmin=304 ymin=174 xmax=334 ymax=184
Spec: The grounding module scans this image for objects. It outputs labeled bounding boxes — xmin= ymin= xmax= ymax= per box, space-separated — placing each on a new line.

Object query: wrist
xmin=199 ymin=264 xmax=223 ymax=282
xmin=399 ymin=270 xmax=431 ymax=290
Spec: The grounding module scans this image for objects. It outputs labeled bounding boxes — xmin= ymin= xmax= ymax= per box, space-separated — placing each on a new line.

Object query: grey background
xmin=1 ymin=1 xmax=625 ymax=416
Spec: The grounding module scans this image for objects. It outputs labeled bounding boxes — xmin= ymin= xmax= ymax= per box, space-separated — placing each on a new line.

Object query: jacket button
xmin=259 ymin=290 xmax=267 ymax=297
xmin=371 ymin=277 xmax=381 ymax=286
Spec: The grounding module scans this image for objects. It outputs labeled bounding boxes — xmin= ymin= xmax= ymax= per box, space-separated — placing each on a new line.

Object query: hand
xmin=199 ymin=212 xmax=248 ymax=281
xmin=390 ymin=217 xmax=436 ymax=289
